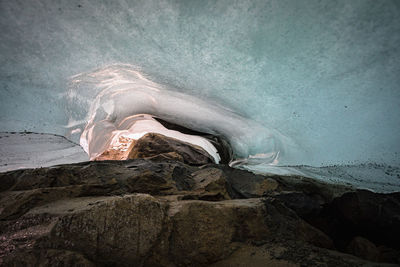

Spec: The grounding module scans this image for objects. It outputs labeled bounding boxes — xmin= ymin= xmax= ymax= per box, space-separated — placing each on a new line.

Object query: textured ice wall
xmin=1 ymin=0 xmax=399 ymax=167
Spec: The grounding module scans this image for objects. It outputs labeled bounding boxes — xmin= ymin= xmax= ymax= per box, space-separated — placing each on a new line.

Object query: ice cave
xmin=1 ymin=0 xmax=399 ymax=191
xmin=1 ymin=1 xmax=400 ymax=265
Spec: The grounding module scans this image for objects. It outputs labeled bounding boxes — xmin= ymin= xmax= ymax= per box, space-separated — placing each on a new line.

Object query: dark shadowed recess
xmin=273 ymin=188 xmax=400 ymax=263
xmin=154 ymin=117 xmax=233 ymax=164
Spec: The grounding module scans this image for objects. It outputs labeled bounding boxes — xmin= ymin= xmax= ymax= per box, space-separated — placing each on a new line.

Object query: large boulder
xmin=127 ymin=133 xmax=214 ymax=165
xmin=306 ymin=190 xmax=400 ymax=255
xmin=1 ymin=194 xmax=166 ymax=266
xmin=166 ymin=199 xmax=270 ymax=264
xmin=94 ymin=132 xmax=217 ymax=165
xmin=346 ymin=236 xmax=380 ymax=262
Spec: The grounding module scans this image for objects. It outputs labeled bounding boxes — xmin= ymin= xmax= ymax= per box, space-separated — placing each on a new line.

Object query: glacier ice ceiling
xmin=1 ymin=0 xmax=400 ymax=183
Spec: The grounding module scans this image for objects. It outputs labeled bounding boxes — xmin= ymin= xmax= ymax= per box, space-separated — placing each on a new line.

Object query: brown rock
xmin=347 ymin=236 xmax=380 ymax=262
xmin=142 ymin=151 xmax=184 ymax=162
xmin=93 ymin=132 xmax=215 ymax=165
xmin=271 ymin=191 xmax=324 ymax=217
xmin=210 ymin=244 xmax=298 ymax=267
xmin=211 ymin=242 xmax=395 ymax=267
xmin=0 ymin=160 xmax=194 ymax=202
xmin=254 ymin=178 xmax=279 ymax=194
xmin=191 ymin=167 xmax=233 ymax=200
xmin=1 ymin=194 xmax=166 ymax=266
xmin=0 ymin=187 xmax=84 ymax=220
xmin=1 ymin=160 xmax=399 ymax=266
xmin=95 ymin=136 xmax=136 ymax=161
xmin=3 ymin=249 xmax=95 ymax=267
xmin=127 ymin=133 xmax=214 ymax=165
xmin=218 ymin=165 xmax=281 ymax=198
xmin=157 ymin=198 xmax=270 ymax=265
xmin=262 ymin=197 xmax=334 ymax=249
xmin=308 ymin=190 xmax=400 ymax=256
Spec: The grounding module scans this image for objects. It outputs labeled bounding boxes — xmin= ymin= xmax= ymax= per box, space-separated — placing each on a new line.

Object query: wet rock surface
xmin=1 ymin=159 xmax=399 ymax=266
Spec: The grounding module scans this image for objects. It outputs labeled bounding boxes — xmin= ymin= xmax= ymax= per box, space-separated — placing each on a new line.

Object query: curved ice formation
xmin=66 ymin=64 xmax=300 ymax=166
xmin=85 ymin=114 xmax=221 ymax=163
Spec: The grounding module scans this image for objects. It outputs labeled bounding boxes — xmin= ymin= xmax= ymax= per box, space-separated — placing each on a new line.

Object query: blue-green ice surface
xmin=0 ymin=0 xmax=399 ymax=190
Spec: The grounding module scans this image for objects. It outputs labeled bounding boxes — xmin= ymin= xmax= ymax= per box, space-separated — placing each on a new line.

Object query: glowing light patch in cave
xmin=108 ymin=135 xmax=136 ymax=152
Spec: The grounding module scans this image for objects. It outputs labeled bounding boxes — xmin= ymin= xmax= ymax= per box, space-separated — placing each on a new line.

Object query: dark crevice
xmin=154 ymin=117 xmax=233 ymax=164
xmin=280 ymin=190 xmax=400 ymax=263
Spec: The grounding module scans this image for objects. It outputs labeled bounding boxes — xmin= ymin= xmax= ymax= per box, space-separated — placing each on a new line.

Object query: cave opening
xmin=91 ymin=114 xmax=233 ymax=165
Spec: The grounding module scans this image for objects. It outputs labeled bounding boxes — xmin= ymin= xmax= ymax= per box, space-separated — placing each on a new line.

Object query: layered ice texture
xmin=0 ymin=0 xmax=400 ymax=191
xmin=69 ymin=65 xmax=290 ymax=165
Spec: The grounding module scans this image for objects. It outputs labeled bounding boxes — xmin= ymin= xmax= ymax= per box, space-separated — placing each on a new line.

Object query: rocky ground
xmin=0 ymin=133 xmax=399 ymax=266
